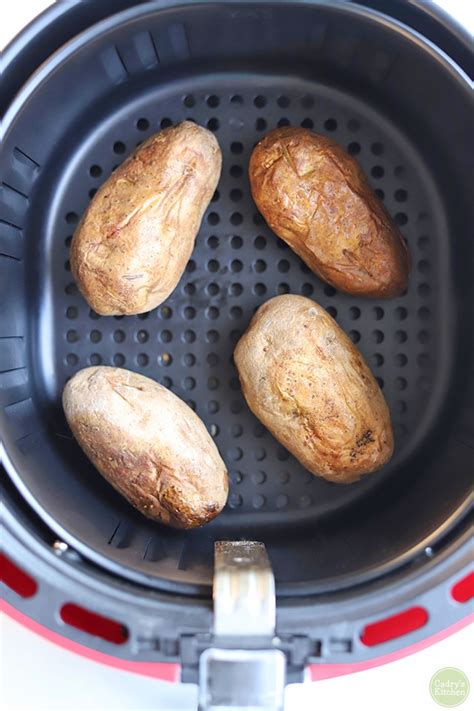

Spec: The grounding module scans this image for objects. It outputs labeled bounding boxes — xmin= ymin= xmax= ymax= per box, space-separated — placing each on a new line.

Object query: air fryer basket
xmin=1 ymin=0 xmax=472 ymax=684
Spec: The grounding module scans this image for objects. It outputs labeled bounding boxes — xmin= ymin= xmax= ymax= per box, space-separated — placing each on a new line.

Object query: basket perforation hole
xmin=183 ymin=306 xmax=196 ymax=320
xmin=324 ymin=118 xmax=337 ymax=131
xmin=254 ymin=259 xmax=267 ymax=273
xmin=207 ymin=117 xmax=219 ymax=131
xmin=160 ymin=118 xmax=172 ymax=129
xmin=207 ymin=235 xmax=219 ymax=249
xmin=207 ymin=282 xmax=219 ymax=296
xmin=183 ymin=329 xmax=195 ymax=343
xmin=254 ymin=95 xmax=266 ymax=108
xmin=113 ymin=354 xmax=125 ymax=366
xmin=231 ymin=259 xmax=243 ymax=273
xmin=136 ymin=118 xmax=149 ymax=131
xmin=395 ymin=377 xmax=408 ymax=391
xmin=206 ymin=330 xmax=219 ymax=343
xmin=301 ymin=283 xmax=314 ymax=296
xmin=254 ymin=283 xmax=267 ymax=296
xmin=231 ymin=141 xmax=244 ymax=154
xmin=371 ymin=165 xmax=384 ymax=179
xmin=183 ymin=353 xmax=196 ymax=367
xmin=206 ymin=306 xmax=219 ymax=320
xmin=65 ymin=212 xmax=78 ymax=224
xmin=348 ymin=142 xmax=361 ymax=155
xmin=113 ymin=141 xmax=126 ymax=155
xmin=89 ymin=354 xmax=102 ymax=365
xmin=207 ymin=259 xmax=220 ymax=273
xmin=277 ymin=95 xmax=290 ymax=108
xmin=207 ymin=94 xmax=220 ymax=108
xmin=207 ymin=212 xmax=220 ymax=225
xmin=230 ymin=212 xmax=243 ymax=225
xmin=256 ymin=118 xmax=267 ymax=131
xmin=184 ymin=283 xmax=196 ymax=296
xmin=113 ymin=330 xmax=125 ymax=343
xmin=90 ymin=330 xmax=102 ymax=343
xmin=417 ymin=259 xmax=431 ymax=274
xmin=207 ymin=400 xmax=219 ymax=413
xmin=230 ymin=164 xmax=243 ymax=178
xmin=395 ymin=354 xmax=408 ymax=367
xmin=66 ymin=306 xmax=78 ymax=319
xmin=136 ymin=330 xmax=148 ymax=344
xmin=207 ymin=376 xmax=219 ymax=390
xmin=395 ymin=189 xmax=408 ymax=202
xmin=277 ymin=118 xmax=290 ymax=127
xmin=137 ymin=354 xmax=149 ymax=367
xmin=183 ymin=94 xmax=195 ymax=107
xmin=374 ymin=188 xmax=385 ymax=200
xmin=158 ymin=352 xmax=172 ymax=366
xmin=229 ymin=283 xmax=243 ymax=296
xmin=301 ymin=118 xmax=314 ymax=129
xmin=89 ymin=165 xmax=102 ymax=178
xmin=395 ymin=212 xmax=408 ymax=226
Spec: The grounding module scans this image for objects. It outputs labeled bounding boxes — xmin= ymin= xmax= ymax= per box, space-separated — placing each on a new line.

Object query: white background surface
xmin=1 ymin=2 xmax=472 ymax=710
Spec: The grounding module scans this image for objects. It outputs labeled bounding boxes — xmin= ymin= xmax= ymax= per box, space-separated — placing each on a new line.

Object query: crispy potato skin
xmin=234 ymin=295 xmax=393 ymax=483
xmin=62 ymin=367 xmax=228 ymax=528
xmin=71 ymin=121 xmax=222 ymax=315
xmin=249 ymin=128 xmax=409 ymax=298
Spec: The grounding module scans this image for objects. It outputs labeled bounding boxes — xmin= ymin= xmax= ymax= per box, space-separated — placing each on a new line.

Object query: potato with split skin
xmin=234 ymin=295 xmax=393 ymax=483
xmin=71 ymin=121 xmax=222 ymax=315
xmin=63 ymin=367 xmax=229 ymax=528
xmin=249 ymin=127 xmax=409 ymax=298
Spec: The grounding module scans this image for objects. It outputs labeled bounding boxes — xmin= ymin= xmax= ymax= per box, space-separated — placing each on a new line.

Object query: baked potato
xmin=249 ymin=127 xmax=409 ymax=298
xmin=71 ymin=121 xmax=222 ymax=315
xmin=234 ymin=295 xmax=393 ymax=483
xmin=63 ymin=366 xmax=228 ymax=528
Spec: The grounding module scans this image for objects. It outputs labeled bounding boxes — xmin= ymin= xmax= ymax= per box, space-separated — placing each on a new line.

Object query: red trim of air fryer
xmin=2 ymin=599 xmax=472 ymax=683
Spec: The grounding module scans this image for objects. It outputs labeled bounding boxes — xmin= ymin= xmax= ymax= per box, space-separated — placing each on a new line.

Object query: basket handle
xmin=198 ymin=541 xmax=285 ymax=711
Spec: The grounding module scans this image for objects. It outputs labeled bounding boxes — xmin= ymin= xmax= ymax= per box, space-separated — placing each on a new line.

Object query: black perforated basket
xmin=1 ymin=0 xmax=473 ymax=684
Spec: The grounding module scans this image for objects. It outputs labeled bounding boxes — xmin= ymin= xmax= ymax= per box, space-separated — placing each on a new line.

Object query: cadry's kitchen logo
xmin=430 ymin=668 xmax=470 ymax=708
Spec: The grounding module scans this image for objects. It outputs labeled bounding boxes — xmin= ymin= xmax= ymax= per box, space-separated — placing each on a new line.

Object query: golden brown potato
xmin=249 ymin=127 xmax=409 ymax=298
xmin=63 ymin=367 xmax=228 ymax=528
xmin=71 ymin=121 xmax=222 ymax=315
xmin=234 ymin=295 xmax=393 ymax=483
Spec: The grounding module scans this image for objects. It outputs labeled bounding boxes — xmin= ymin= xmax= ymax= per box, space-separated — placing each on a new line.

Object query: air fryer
xmin=1 ymin=1 xmax=472 ymax=708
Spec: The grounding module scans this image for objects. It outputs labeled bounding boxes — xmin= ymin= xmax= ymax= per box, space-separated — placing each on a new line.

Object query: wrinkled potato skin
xmin=249 ymin=128 xmax=409 ymax=298
xmin=63 ymin=367 xmax=228 ymax=528
xmin=71 ymin=122 xmax=222 ymax=315
xmin=234 ymin=295 xmax=393 ymax=483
